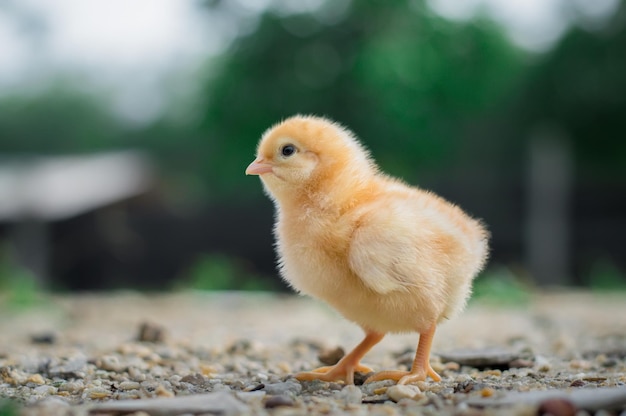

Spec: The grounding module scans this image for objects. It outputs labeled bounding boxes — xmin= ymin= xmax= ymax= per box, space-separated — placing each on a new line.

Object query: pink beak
xmin=245 ymin=159 xmax=273 ymax=175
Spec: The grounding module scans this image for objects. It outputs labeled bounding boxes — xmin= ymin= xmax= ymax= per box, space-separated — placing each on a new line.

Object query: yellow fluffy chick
xmin=246 ymin=115 xmax=489 ymax=385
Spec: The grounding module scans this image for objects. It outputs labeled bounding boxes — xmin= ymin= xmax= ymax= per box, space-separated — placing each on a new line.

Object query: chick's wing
xmin=347 ymin=200 xmax=446 ymax=296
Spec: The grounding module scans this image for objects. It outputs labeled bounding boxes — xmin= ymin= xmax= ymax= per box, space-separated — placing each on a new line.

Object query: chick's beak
xmin=246 ymin=159 xmax=273 ymax=175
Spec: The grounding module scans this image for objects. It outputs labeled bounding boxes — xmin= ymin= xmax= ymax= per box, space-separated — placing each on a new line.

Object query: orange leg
xmin=295 ymin=331 xmax=385 ymax=384
xmin=365 ymin=323 xmax=441 ymax=385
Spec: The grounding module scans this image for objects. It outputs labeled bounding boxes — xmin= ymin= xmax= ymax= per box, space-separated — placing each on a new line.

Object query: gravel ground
xmin=0 ymin=291 xmax=625 ymax=415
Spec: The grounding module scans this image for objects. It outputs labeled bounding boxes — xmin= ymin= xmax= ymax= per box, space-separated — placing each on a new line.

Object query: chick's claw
xmin=295 ymin=363 xmax=375 ymax=384
xmin=365 ymin=365 xmax=441 ymax=385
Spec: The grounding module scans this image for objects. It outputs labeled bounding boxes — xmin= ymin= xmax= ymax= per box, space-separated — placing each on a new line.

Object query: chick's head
xmin=246 ymin=115 xmax=374 ymax=201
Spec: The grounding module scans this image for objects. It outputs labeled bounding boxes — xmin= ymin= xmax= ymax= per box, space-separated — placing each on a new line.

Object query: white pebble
xmin=235 ymin=390 xmax=266 ymax=404
xmin=387 ymin=384 xmax=422 ymax=403
xmin=534 ymin=355 xmax=551 ymax=372
xmin=168 ymin=375 xmax=182 ymax=387
xmin=33 ymin=385 xmax=56 ymax=395
xmin=362 ymin=380 xmax=394 ymax=395
xmin=337 ymin=385 xmax=363 ymax=405
xmin=99 ymin=355 xmax=123 ymax=372
xmin=84 ymin=386 xmax=111 ymax=399
xmin=129 ymin=367 xmax=147 ymax=382
xmin=59 ymin=381 xmax=84 ymax=393
xmin=119 ymin=381 xmax=141 ymax=391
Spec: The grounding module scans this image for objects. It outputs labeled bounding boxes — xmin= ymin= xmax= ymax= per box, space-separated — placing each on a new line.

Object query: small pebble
xmin=318 ymin=346 xmax=345 ymax=366
xmin=85 ymin=387 xmax=111 ymax=399
xmin=180 ymin=373 xmax=206 ymax=386
xmin=1 ymin=367 xmax=25 ymax=385
xmin=168 ymin=375 xmax=182 ymax=387
xmin=137 ymin=322 xmax=166 ymax=343
xmin=535 ymin=356 xmax=552 ymax=372
xmin=362 ymin=380 xmax=394 ymax=395
xmin=129 ymin=367 xmax=147 ymax=382
xmin=337 ymin=385 xmax=363 ymax=405
xmin=444 ymin=362 xmax=460 ymax=371
xmin=264 ymin=381 xmax=302 ymax=395
xmin=27 ymin=374 xmax=45 ymax=385
xmin=570 ymin=360 xmax=592 ymax=370
xmin=439 ymin=347 xmax=519 ymax=369
xmin=537 ymin=398 xmax=577 ymax=416
xmin=236 ymin=390 xmax=266 ymax=404
xmin=155 ymin=384 xmax=175 ymax=397
xmin=58 ymin=381 xmax=85 ymax=394
xmin=30 ymin=332 xmax=56 ymax=345
xmin=509 ymin=359 xmax=534 ymax=368
xmin=98 ymin=355 xmax=123 ymax=372
xmin=33 ymin=385 xmax=56 ymax=395
xmin=244 ymin=383 xmax=265 ymax=392
xmin=119 ymin=381 xmax=141 ymax=391
xmin=387 ymin=384 xmax=422 ymax=402
xmin=276 ymin=361 xmax=292 ymax=374
xmin=264 ymin=395 xmax=295 ymax=408
xmin=480 ymin=387 xmax=495 ymax=397
xmin=328 ymin=382 xmax=343 ymax=391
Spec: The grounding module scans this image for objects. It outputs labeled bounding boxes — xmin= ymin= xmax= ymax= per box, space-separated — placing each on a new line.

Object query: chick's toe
xmin=295 ymin=331 xmax=383 ymax=385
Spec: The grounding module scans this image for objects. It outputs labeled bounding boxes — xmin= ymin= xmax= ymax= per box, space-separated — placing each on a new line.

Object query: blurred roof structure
xmin=0 ymin=151 xmax=152 ymax=221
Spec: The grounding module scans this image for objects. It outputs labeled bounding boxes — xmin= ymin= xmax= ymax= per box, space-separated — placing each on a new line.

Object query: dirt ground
xmin=0 ymin=290 xmax=625 ymax=415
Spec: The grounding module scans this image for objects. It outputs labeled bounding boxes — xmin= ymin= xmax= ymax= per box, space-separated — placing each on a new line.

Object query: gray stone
xmin=235 ymin=390 xmax=266 ymax=405
xmin=118 ymin=381 xmax=141 ymax=391
xmin=264 ymin=394 xmax=295 ymax=408
xmin=263 ymin=380 xmax=302 ymax=395
xmin=467 ymin=386 xmax=626 ymax=411
xmin=387 ymin=385 xmax=422 ymax=403
xmin=337 ymin=385 xmax=363 ymax=405
xmin=438 ymin=347 xmax=521 ymax=368
xmin=48 ymin=357 xmax=88 ymax=379
xmin=89 ymin=392 xmax=248 ymax=416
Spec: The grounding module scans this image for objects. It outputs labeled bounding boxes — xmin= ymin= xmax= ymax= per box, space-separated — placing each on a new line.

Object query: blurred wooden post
xmin=525 ymin=127 xmax=573 ymax=286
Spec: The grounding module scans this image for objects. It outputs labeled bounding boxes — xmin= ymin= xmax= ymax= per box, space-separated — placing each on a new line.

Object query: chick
xmin=246 ymin=115 xmax=489 ymax=385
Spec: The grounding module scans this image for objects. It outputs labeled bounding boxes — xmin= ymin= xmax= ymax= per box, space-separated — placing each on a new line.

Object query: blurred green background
xmin=0 ymin=0 xmax=624 ymax=298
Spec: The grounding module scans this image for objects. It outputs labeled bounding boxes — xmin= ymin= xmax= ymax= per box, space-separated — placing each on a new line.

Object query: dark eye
xmin=281 ymin=144 xmax=296 ymax=157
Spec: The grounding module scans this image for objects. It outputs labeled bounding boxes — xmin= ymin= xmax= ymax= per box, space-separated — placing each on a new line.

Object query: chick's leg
xmin=295 ymin=331 xmax=384 ymax=384
xmin=365 ymin=323 xmax=441 ymax=385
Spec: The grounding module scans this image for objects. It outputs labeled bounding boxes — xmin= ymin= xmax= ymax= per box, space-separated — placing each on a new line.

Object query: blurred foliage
xmin=471 ymin=267 xmax=533 ymax=306
xmin=0 ymin=83 xmax=129 ymax=155
xmin=174 ymin=253 xmax=277 ymax=291
xmin=586 ymin=258 xmax=626 ymax=291
xmin=0 ymin=399 xmax=19 ymax=416
xmin=195 ymin=0 xmax=523 ymax=196
xmin=0 ymin=0 xmax=624 ymax=197
xmin=0 ymin=248 xmax=42 ymax=309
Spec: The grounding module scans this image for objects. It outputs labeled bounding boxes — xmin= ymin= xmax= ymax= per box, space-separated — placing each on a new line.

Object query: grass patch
xmin=0 ymin=247 xmax=43 ymax=310
xmin=585 ymin=258 xmax=626 ymax=291
xmin=0 ymin=399 xmax=19 ymax=416
xmin=471 ymin=266 xmax=533 ymax=306
xmin=175 ymin=253 xmax=277 ymax=292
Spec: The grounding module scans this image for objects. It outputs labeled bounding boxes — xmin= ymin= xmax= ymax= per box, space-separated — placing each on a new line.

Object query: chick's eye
xmin=281 ymin=144 xmax=296 ymax=157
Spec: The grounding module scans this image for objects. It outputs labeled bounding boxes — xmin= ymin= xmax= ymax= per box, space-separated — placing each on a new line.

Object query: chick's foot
xmin=364 ymin=364 xmax=441 ymax=385
xmin=295 ymin=363 xmax=374 ymax=384
xmin=366 ymin=323 xmax=441 ymax=384
xmin=295 ymin=331 xmax=384 ymax=384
